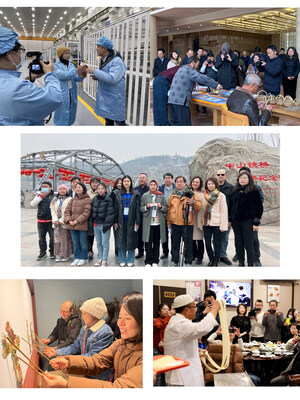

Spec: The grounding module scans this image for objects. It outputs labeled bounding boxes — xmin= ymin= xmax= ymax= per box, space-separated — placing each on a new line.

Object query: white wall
xmin=33 ymin=279 xmax=142 ymax=340
xmin=21 ymin=40 xmax=53 ymax=53
xmin=0 ymin=280 xmax=34 ymax=388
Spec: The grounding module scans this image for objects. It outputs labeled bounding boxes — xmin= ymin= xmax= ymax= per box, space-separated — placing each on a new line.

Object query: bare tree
xmin=237 ymin=133 xmax=264 ymax=142
xmin=270 ymin=134 xmax=280 ymax=148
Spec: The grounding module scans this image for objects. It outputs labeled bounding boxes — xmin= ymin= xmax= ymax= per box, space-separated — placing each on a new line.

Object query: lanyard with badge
xmin=151 ymin=194 xmax=158 ymax=221
xmin=122 ymin=194 xmax=130 ymax=216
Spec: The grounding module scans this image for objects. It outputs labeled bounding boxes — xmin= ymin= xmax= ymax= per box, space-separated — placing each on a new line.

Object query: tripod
xmin=179 ymin=202 xmax=190 ymax=267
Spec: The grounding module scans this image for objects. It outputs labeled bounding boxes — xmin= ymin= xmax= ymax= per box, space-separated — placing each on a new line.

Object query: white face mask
xmin=9 ymin=51 xmax=22 ymax=70
xmin=288 ymin=315 xmax=293 ymax=320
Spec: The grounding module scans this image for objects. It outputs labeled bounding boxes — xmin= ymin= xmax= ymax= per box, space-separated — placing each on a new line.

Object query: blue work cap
xmin=97 ymin=36 xmax=113 ymax=50
xmin=0 ymin=26 xmax=21 ymax=56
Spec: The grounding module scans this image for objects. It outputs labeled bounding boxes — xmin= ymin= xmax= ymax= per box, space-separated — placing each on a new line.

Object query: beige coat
xmin=200 ymin=192 xmax=228 ymax=232
xmin=65 ymin=339 xmax=143 ymax=388
xmin=193 ymin=191 xmax=204 ymax=240
xmin=50 ymin=196 xmax=72 ymax=228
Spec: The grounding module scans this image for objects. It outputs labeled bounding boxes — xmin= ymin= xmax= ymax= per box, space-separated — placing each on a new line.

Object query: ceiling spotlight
xmin=49 ymin=9 xmax=52 ymax=13
xmin=47 ymin=15 xmax=49 ymax=19
xmin=77 ymin=13 xmax=81 ymax=16
xmin=60 ymin=17 xmax=63 ymax=20
xmin=32 ymin=7 xmax=35 ymax=11
xmin=4 ymin=16 xmax=7 ymax=20
xmin=32 ymin=14 xmax=35 ymax=17
xmin=16 ymin=12 xmax=20 ymax=16
xmin=64 ymin=11 xmax=67 ymax=14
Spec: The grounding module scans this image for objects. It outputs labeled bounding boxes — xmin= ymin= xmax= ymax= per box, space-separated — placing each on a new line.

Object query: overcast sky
xmin=21 ymin=133 xmax=278 ymax=163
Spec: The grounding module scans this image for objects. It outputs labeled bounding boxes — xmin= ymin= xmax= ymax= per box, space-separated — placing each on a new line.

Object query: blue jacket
xmin=53 ymin=60 xmax=83 ymax=126
xmin=263 ymin=56 xmax=283 ymax=94
xmin=58 ymin=320 xmax=113 ymax=380
xmin=0 ymin=69 xmax=61 ymax=125
xmin=168 ymin=65 xmax=218 ymax=107
xmin=93 ymin=56 xmax=126 ymax=122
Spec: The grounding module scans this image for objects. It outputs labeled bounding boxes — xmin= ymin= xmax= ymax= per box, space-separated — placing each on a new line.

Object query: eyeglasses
xmin=217 ymin=174 xmax=225 ymax=176
xmin=187 ymin=305 xmax=196 ymax=309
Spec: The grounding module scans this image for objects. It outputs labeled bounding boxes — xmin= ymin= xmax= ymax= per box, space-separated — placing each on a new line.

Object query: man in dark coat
xmin=227 ymin=73 xmax=272 ymax=126
xmin=241 ymin=50 xmax=250 ymax=68
xmin=215 ymin=42 xmax=239 ymax=90
xmin=159 ymin=172 xmax=175 ymax=259
xmin=180 ymin=48 xmax=195 ymax=66
xmin=30 ymin=181 xmax=55 ymax=260
xmin=41 ymin=300 xmax=82 ymax=371
xmin=153 ymin=48 xmax=169 ymax=77
xmin=134 ymin=173 xmax=149 ymax=258
xmin=261 ymin=45 xmax=283 ymax=96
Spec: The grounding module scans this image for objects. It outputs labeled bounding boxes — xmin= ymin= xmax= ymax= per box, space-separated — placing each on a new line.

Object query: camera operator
xmin=246 ymin=53 xmax=265 ymax=90
xmin=262 ymin=300 xmax=284 ymax=343
xmin=215 ymin=42 xmax=239 ymax=90
xmin=200 ymin=51 xmax=218 ymax=116
xmin=249 ymin=299 xmax=265 ymax=342
xmin=270 ymin=324 xmax=300 ymax=386
xmin=167 ymin=176 xmax=201 ymax=266
xmin=0 ymin=27 xmax=62 ymax=126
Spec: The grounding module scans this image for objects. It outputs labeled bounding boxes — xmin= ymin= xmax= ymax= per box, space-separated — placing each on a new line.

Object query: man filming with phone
xmin=262 ymin=300 xmax=284 ymax=342
xmin=0 ymin=27 xmax=62 ymax=125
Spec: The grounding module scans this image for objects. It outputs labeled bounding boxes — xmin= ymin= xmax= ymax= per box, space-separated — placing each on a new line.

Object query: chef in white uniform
xmin=164 ymin=294 xmax=220 ymax=386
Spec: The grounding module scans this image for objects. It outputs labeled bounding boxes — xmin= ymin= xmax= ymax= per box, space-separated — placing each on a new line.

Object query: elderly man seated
xmin=226 ymin=74 xmax=272 ymax=126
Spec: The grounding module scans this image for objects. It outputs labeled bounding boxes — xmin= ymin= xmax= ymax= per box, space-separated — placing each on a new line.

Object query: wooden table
xmin=214 ymin=372 xmax=255 ymax=386
xmin=190 ymin=91 xmax=230 ymax=126
xmin=270 ymin=105 xmax=300 ymax=124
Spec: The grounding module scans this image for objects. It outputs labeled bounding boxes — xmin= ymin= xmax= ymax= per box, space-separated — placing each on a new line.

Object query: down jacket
xmin=30 ymin=190 xmax=55 ymax=220
xmin=167 ymin=189 xmax=201 ymax=226
xmin=215 ymin=50 xmax=239 ymax=89
xmin=90 ymin=192 xmax=115 ymax=233
xmin=227 ymin=86 xmax=271 ymax=126
xmin=65 ymin=339 xmax=143 ymax=388
xmin=64 ymin=193 xmax=91 ymax=231
xmin=202 ymin=343 xmax=244 ymax=385
xmin=114 ymin=190 xmax=141 ymax=251
xmin=200 ymin=191 xmax=228 ymax=232
xmin=228 ymin=187 xmax=263 ymax=226
xmin=50 ymin=195 xmax=72 ymax=228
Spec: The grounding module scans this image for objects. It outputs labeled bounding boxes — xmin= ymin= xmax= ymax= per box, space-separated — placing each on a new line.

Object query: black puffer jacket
xmin=228 ymin=186 xmax=263 ymax=226
xmin=90 ymin=192 xmax=115 ymax=233
xmin=47 ymin=310 xmax=82 ymax=349
xmin=283 ymin=57 xmax=300 ymax=79
xmin=227 ymin=87 xmax=271 ymax=126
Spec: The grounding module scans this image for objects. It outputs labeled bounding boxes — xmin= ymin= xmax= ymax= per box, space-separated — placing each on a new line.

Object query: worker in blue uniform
xmin=53 ymin=46 xmax=87 ymax=126
xmin=85 ymin=36 xmax=127 ymax=126
xmin=0 ymin=27 xmax=62 ymax=126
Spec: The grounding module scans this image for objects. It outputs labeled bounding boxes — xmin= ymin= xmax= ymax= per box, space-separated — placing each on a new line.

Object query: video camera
xmin=27 ymin=51 xmax=49 ymax=81
xmin=249 ymin=308 xmax=260 ymax=317
xmin=207 ymin=59 xmax=213 ymax=65
xmin=181 ymin=189 xmax=194 ymax=199
xmin=255 ymin=55 xmax=264 ymax=68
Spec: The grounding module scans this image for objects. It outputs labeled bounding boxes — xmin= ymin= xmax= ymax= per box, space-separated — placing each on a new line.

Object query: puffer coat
xmin=64 ymin=193 xmax=91 ymax=231
xmin=90 ymin=192 xmax=115 ymax=233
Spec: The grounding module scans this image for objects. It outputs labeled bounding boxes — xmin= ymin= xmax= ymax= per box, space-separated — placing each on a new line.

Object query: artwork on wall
xmin=1 ymin=322 xmax=23 ymax=388
xmin=267 ymin=284 xmax=280 ymax=302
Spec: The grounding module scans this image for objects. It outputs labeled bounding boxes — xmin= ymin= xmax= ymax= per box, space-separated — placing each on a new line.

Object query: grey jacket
xmin=168 ymin=65 xmax=218 ymax=107
xmin=140 ymin=192 xmax=168 ymax=243
xmin=262 ymin=311 xmax=284 ymax=341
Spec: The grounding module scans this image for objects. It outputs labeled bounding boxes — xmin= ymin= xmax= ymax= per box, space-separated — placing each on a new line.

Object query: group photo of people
xmin=21 ymin=134 xmax=279 ymax=267
xmin=0 ymin=279 xmax=142 ymax=388
xmin=150 ymin=7 xmax=300 ymax=126
xmin=153 ymin=279 xmax=300 ymax=386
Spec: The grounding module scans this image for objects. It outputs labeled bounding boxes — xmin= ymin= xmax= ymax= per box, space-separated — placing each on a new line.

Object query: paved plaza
xmin=21 ymin=208 xmax=280 ymax=268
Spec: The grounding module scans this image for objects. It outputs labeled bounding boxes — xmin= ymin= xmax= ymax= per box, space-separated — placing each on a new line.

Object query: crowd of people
xmin=0 ymin=27 xmax=126 ymax=126
xmin=153 ymin=43 xmax=299 ymax=126
xmin=153 ymin=290 xmax=300 ymax=386
xmin=30 ymin=166 xmax=264 ymax=267
xmin=39 ymin=291 xmax=142 ymax=388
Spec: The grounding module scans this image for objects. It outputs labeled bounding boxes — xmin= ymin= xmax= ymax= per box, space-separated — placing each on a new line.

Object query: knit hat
xmin=58 ymin=184 xmax=69 ymax=192
xmin=222 ymin=42 xmax=230 ymax=52
xmin=173 ymin=294 xmax=194 ymax=309
xmin=57 ymin=46 xmax=70 ymax=59
xmin=97 ymin=36 xmax=113 ymax=50
xmin=80 ymin=297 xmax=107 ymax=320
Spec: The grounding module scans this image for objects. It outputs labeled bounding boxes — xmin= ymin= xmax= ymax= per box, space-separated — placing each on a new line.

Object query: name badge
xmin=152 ymin=208 xmax=157 ymax=218
xmin=68 ymin=80 xmax=73 ymax=89
xmin=124 ymin=207 xmax=129 ymax=216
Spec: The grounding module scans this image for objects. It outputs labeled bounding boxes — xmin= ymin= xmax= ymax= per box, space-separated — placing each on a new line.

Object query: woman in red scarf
xmin=200 ymin=177 xmax=228 ymax=266
xmin=140 ymin=179 xmax=167 ymax=267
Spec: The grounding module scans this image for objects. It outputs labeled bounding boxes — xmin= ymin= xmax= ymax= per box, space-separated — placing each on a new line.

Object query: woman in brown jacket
xmin=64 ymin=182 xmax=91 ymax=266
xmin=41 ymin=293 xmax=143 ymax=388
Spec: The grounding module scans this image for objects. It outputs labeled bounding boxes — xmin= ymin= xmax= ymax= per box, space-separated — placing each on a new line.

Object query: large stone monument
xmin=189 ymin=138 xmax=279 ymax=225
